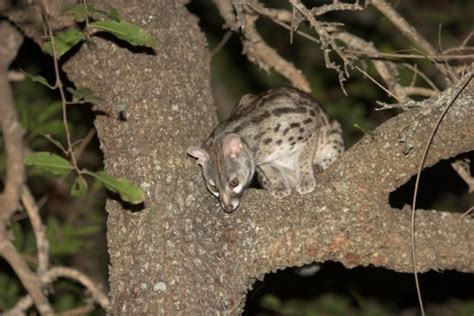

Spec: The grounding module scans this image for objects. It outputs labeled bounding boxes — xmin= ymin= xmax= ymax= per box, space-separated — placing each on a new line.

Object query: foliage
xmin=0 ymin=3 xmax=153 ymax=313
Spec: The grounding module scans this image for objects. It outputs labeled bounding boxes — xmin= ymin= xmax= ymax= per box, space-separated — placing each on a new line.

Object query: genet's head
xmin=187 ymin=133 xmax=255 ymax=213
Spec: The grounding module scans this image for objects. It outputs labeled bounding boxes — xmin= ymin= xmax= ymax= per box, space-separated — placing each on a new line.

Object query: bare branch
xmin=43 ymin=267 xmax=110 ymax=309
xmin=213 ymin=0 xmax=311 ymax=92
xmin=241 ymin=13 xmax=311 ymax=92
xmin=0 ymin=239 xmax=53 ymax=315
xmin=451 ymin=159 xmax=474 ymax=193
xmin=371 ymin=0 xmax=457 ymax=85
xmin=335 ymin=31 xmax=409 ymax=102
xmin=21 ymin=187 xmax=50 ymax=276
xmin=289 ymin=0 xmax=351 ymax=92
xmin=0 ymin=21 xmax=25 ymax=222
xmin=5 ymin=266 xmax=110 ymax=315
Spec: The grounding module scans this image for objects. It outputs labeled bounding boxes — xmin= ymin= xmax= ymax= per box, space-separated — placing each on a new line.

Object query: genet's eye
xmin=229 ymin=178 xmax=239 ymax=188
xmin=209 ymin=183 xmax=219 ymax=192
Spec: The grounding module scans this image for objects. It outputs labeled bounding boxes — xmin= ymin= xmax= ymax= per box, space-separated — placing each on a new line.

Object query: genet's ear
xmin=187 ymin=146 xmax=210 ymax=166
xmin=222 ymin=133 xmax=243 ymax=158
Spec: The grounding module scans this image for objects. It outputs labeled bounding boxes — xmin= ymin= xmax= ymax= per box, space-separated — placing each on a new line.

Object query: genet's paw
xmin=296 ymin=173 xmax=316 ymax=195
xmin=268 ymin=182 xmax=292 ymax=198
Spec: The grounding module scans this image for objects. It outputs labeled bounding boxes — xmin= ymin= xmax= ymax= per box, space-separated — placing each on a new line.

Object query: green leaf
xmin=71 ymin=176 xmax=88 ymax=197
xmin=89 ymin=171 xmax=144 ymax=204
xmin=25 ymin=152 xmax=73 ymax=175
xmin=42 ymin=28 xmax=85 ymax=58
xmin=22 ymin=71 xmax=55 ymax=89
xmin=66 ymin=87 xmax=105 ymax=103
xmin=89 ymin=20 xmax=156 ymax=48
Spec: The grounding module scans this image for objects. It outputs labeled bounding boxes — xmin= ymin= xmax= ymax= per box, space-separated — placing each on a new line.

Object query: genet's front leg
xmin=257 ymin=163 xmax=292 ymax=198
xmin=295 ymin=137 xmax=317 ymax=195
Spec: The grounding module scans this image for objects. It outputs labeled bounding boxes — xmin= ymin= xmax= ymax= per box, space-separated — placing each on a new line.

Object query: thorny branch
xmin=213 ymin=0 xmax=472 ymax=102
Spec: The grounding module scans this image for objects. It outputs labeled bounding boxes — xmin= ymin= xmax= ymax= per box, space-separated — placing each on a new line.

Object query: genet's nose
xmin=224 ymin=204 xmax=235 ymax=213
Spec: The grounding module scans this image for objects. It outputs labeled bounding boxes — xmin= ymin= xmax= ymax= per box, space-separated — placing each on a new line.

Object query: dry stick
xmin=410 ymin=74 xmax=473 ymax=316
xmin=213 ymin=0 xmax=311 ymax=92
xmin=5 ymin=266 xmax=110 ymax=315
xmin=371 ymin=0 xmax=456 ymax=85
xmin=288 ymin=0 xmax=351 ymax=93
xmin=404 ymin=87 xmax=438 ymax=97
xmin=458 ymin=206 xmax=474 ymax=221
xmin=242 ymin=13 xmax=311 ymax=92
xmin=349 ymin=49 xmax=474 ymax=61
xmin=249 ymin=3 xmax=321 ymax=44
xmin=402 ymin=63 xmax=440 ymax=92
xmin=355 ymin=66 xmax=402 ymax=102
xmin=335 ymin=32 xmax=409 ymax=102
xmin=210 ymin=30 xmax=233 ymax=58
xmin=21 ymin=187 xmax=50 ymax=275
xmin=451 ymin=159 xmax=474 ymax=193
xmin=0 ymin=240 xmax=53 ymax=315
xmin=44 ymin=19 xmax=84 ymax=181
xmin=44 ymin=267 xmax=110 ymax=309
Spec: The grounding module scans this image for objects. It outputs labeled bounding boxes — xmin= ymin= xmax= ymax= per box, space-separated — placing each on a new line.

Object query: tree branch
xmin=223 ymin=77 xmax=474 ymax=289
xmin=370 ymin=0 xmax=456 ymax=85
xmin=0 ymin=21 xmax=24 ymax=222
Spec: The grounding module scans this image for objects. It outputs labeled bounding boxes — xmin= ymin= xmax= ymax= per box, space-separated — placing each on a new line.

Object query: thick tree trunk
xmin=2 ymin=0 xmax=473 ymax=314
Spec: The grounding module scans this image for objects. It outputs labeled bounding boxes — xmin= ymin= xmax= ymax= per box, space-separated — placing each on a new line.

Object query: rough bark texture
xmin=2 ymin=0 xmax=473 ymax=314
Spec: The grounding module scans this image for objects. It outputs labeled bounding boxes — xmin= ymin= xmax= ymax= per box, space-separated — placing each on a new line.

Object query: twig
xmin=289 ymin=0 xmax=351 ymax=93
xmin=335 ymin=32 xmax=408 ymax=102
xmin=74 ymin=128 xmax=97 ymax=160
xmin=210 ymin=30 xmax=233 ymax=58
xmin=451 ymin=159 xmax=474 ymax=193
xmin=371 ymin=0 xmax=456 ymax=85
xmin=0 ymin=239 xmax=53 ymax=315
xmin=458 ymin=206 xmax=474 ymax=221
xmin=355 ymin=66 xmax=402 ymax=102
xmin=404 ymin=87 xmax=438 ymax=97
xmin=410 ymin=74 xmax=473 ymax=316
xmin=44 ymin=18 xmax=84 ymax=183
xmin=343 ymin=48 xmax=474 ymax=61
xmin=43 ymin=267 xmax=110 ymax=309
xmin=241 ymin=13 xmax=311 ymax=92
xmin=5 ymin=266 xmax=110 ymax=315
xmin=21 ymin=186 xmax=50 ymax=276
xmin=402 ymin=63 xmax=440 ymax=92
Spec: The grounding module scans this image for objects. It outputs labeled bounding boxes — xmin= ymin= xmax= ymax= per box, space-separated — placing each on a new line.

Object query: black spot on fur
xmin=290 ymin=122 xmax=301 ymax=129
xmin=263 ymin=138 xmax=272 ymax=145
xmin=273 ymin=107 xmax=307 ymax=116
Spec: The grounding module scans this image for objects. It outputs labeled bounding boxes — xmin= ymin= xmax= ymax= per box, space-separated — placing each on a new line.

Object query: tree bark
xmin=1 ymin=0 xmax=473 ymax=314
